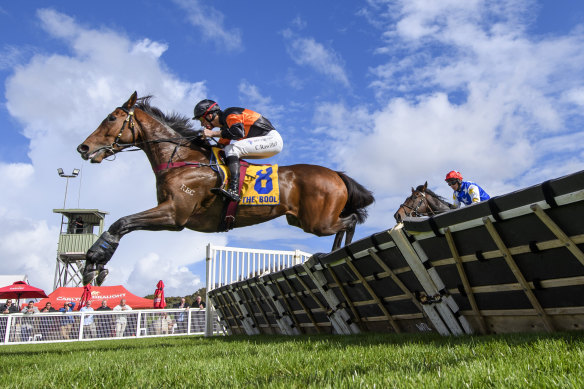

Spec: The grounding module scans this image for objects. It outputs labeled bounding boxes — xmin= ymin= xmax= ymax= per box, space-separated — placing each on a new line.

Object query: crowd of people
xmin=0 ymin=295 xmax=207 ymax=342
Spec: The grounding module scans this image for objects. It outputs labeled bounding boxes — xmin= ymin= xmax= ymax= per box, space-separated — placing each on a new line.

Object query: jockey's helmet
xmin=193 ymin=99 xmax=221 ymax=120
xmin=445 ymin=170 xmax=463 ymax=183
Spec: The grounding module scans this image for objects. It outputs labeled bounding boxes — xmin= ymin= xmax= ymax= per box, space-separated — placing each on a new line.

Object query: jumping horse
xmin=77 ymin=92 xmax=374 ymax=285
xmin=394 ymin=182 xmax=454 ymax=222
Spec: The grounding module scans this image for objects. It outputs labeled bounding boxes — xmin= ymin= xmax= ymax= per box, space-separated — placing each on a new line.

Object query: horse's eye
xmin=108 ymin=114 xmax=116 ymax=122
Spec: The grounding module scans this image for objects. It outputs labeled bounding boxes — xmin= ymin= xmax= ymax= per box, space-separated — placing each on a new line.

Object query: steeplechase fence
xmin=0 ymin=308 xmax=216 ymax=345
xmin=208 ymin=170 xmax=584 ymax=336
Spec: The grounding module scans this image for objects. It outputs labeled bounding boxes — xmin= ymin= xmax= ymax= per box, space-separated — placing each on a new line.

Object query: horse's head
xmin=394 ymin=182 xmax=436 ymax=223
xmin=394 ymin=182 xmax=454 ymax=222
xmin=77 ymin=92 xmax=139 ymax=163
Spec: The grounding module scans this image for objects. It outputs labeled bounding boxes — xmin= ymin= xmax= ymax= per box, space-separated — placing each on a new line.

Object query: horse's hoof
xmin=96 ymin=269 xmax=109 ymax=286
xmin=83 ymin=270 xmax=98 ymax=285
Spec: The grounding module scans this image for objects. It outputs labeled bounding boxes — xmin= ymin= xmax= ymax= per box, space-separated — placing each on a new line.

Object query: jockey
xmin=445 ymin=170 xmax=490 ymax=208
xmin=193 ymin=99 xmax=283 ymax=202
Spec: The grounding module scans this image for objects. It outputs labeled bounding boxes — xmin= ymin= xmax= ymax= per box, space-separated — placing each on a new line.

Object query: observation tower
xmin=52 ymin=209 xmax=108 ymax=290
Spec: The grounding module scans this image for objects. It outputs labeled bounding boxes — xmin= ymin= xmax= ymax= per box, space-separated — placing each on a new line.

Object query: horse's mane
xmin=415 ymin=185 xmax=453 ymax=207
xmin=135 ymin=96 xmax=211 ymax=149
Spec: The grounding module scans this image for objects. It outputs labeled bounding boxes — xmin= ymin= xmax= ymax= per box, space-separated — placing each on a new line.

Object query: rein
xmin=399 ymin=193 xmax=433 ymax=218
xmin=398 ymin=191 xmax=450 ymax=218
xmin=94 ymin=107 xmax=209 ymax=162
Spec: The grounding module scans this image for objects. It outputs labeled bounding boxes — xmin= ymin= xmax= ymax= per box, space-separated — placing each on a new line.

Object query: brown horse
xmin=394 ymin=182 xmax=454 ymax=222
xmin=77 ymin=92 xmax=374 ymax=285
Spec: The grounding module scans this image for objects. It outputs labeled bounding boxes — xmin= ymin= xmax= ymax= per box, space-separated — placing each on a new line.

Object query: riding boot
xmin=211 ymin=155 xmax=241 ymax=202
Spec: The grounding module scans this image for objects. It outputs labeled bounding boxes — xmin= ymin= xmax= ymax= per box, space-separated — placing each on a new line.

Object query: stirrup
xmin=211 ymin=187 xmax=240 ymax=202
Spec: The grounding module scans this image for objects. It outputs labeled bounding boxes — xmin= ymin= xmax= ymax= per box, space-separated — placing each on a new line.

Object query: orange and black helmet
xmin=193 ymin=99 xmax=221 ymax=120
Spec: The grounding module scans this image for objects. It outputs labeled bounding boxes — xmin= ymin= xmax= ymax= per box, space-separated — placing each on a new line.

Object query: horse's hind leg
xmin=344 ymin=224 xmax=356 ymax=246
xmin=332 ymin=231 xmax=345 ymax=251
xmin=330 ymin=214 xmax=358 ymax=251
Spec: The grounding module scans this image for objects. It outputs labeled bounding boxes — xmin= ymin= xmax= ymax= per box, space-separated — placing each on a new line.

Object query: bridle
xmin=91 ymin=106 xmax=208 ymax=161
xmin=398 ymin=192 xmax=436 ymax=218
xmin=87 ymin=107 xmax=137 ymax=160
xmin=112 ymin=106 xmax=136 ymax=147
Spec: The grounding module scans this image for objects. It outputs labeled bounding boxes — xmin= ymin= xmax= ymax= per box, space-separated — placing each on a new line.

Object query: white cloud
xmin=283 ymin=29 xmax=350 ymax=87
xmin=237 ymin=80 xmax=285 ymax=121
xmin=0 ymin=9 xmax=216 ymax=296
xmin=314 ymin=0 xmax=584 ymax=223
xmin=173 ymin=0 xmax=243 ymax=52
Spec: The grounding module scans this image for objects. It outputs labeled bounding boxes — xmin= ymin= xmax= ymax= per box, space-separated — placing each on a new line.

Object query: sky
xmin=1 ymin=0 xmax=584 ymax=298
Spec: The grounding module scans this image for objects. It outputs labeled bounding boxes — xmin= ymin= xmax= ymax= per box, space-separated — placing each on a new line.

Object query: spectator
xmin=153 ymin=312 xmax=171 ymax=335
xmin=80 ymin=300 xmax=97 ymax=339
xmin=96 ymin=300 xmax=112 ymax=338
xmin=59 ymin=301 xmax=76 ymax=339
xmin=113 ymin=299 xmax=132 ymax=337
xmin=192 ymin=295 xmax=206 ymax=333
xmin=39 ymin=302 xmax=57 ymax=341
xmin=194 ymin=295 xmax=206 ymax=309
xmin=40 ymin=302 xmax=56 ymax=313
xmin=1 ymin=299 xmax=18 ymax=314
xmin=173 ymin=297 xmax=189 ymax=334
xmin=74 ymin=216 xmax=85 ymax=234
xmin=445 ymin=170 xmax=490 ymax=208
xmin=21 ymin=301 xmax=39 ymax=341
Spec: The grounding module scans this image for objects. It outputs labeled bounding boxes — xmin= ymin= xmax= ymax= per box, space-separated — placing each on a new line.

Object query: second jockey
xmin=193 ymin=99 xmax=284 ymax=202
xmin=445 ymin=170 xmax=490 ymax=208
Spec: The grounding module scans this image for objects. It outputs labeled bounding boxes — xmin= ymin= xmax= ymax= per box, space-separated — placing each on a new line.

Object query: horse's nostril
xmin=77 ymin=144 xmax=89 ymax=153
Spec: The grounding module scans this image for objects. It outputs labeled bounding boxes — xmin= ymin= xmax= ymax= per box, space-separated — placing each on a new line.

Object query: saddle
xmin=210 ymin=148 xmax=280 ymax=231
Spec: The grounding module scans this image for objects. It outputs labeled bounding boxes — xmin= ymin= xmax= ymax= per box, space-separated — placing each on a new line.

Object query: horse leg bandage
xmin=86 ymin=231 xmax=120 ymax=265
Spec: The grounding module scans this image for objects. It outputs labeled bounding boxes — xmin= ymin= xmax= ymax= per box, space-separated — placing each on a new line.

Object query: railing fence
xmin=0 ymin=308 xmax=217 ymax=345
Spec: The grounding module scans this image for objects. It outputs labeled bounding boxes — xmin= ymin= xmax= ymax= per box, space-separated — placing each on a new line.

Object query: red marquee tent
xmin=35 ymin=285 xmax=154 ymax=310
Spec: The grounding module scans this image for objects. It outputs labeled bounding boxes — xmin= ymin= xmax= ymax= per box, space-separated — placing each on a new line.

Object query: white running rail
xmin=204 ymin=244 xmax=312 ymax=336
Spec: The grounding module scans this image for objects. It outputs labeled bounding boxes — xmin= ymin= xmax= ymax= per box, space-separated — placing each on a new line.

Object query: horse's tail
xmin=337 ymin=172 xmax=375 ymax=224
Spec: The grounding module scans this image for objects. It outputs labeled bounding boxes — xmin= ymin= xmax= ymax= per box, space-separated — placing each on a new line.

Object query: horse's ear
xmin=411 ymin=187 xmax=415 ymax=193
xmin=423 ymin=181 xmax=428 ymax=192
xmin=122 ymin=91 xmax=138 ymax=110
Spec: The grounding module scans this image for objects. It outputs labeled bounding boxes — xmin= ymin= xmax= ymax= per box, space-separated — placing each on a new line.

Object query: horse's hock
xmin=208 ymin=169 xmax=584 ymax=336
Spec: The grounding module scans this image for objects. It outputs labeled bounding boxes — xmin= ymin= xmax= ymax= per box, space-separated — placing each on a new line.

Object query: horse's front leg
xmin=83 ymin=202 xmax=183 ymax=285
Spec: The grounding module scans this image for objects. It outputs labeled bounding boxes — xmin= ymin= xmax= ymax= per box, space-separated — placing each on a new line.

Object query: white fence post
xmin=4 ymin=316 xmax=11 ymax=343
xmin=78 ymin=313 xmax=84 ymax=340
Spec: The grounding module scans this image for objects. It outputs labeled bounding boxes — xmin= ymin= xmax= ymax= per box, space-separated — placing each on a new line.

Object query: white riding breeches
xmin=224 ymin=130 xmax=283 ymax=159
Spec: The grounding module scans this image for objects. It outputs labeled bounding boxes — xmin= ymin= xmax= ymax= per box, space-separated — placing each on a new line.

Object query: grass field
xmin=1 ymin=332 xmax=583 ymax=388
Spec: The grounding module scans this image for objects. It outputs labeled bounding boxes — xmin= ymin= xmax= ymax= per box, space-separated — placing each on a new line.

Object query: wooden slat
xmin=292 ymin=269 xmax=330 ymax=314
xmin=217 ymin=292 xmax=242 ymax=331
xmin=367 ymin=249 xmax=424 ymax=312
xmin=483 ymin=217 xmax=555 ymax=332
xmin=270 ymin=279 xmax=303 ymax=333
xmin=445 ymin=228 xmax=488 ymax=334
xmin=244 ymin=281 xmax=275 ymax=334
xmin=326 ymin=264 xmax=362 ymax=325
xmin=447 ymin=275 xmax=584 ymax=295
xmin=233 ymin=287 xmax=261 ymax=332
xmin=530 ymin=204 xmax=584 ymax=267
xmin=431 ymin=234 xmax=584 ymax=267
xmin=344 ymin=259 xmax=401 ymax=333
xmin=281 ymin=275 xmax=321 ymax=333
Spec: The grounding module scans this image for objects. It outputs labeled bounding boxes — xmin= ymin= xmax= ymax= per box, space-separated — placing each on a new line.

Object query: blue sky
xmin=1 ymin=0 xmax=584 ymax=297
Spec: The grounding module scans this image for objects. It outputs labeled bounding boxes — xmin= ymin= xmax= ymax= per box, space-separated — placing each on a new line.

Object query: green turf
xmin=1 ymin=332 xmax=583 ymax=388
